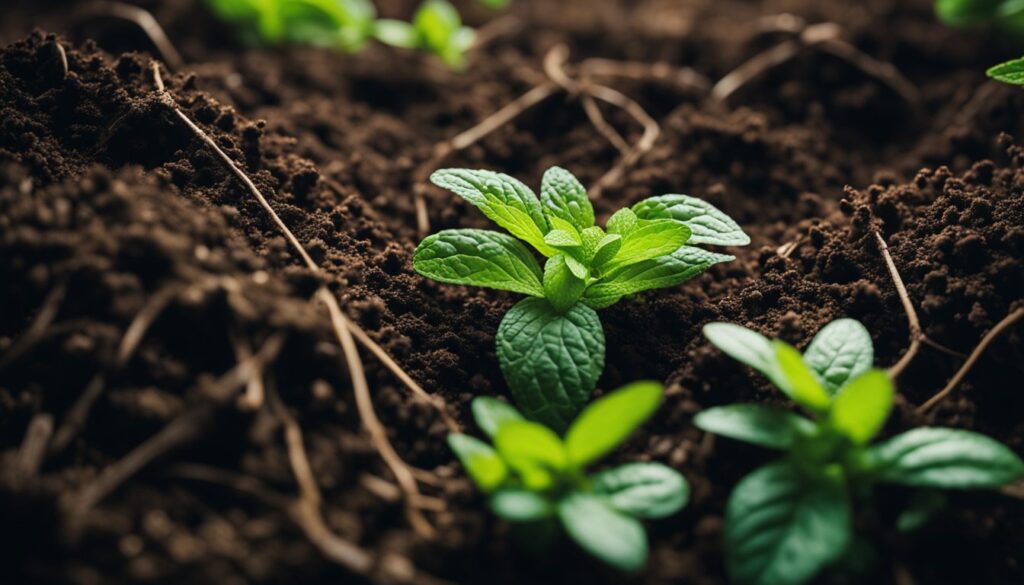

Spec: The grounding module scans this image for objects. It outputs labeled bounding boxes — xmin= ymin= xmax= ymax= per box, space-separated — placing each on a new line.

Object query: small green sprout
xmin=936 ymin=0 xmax=1024 ymax=32
xmin=448 ymin=382 xmax=689 ymax=572
xmin=694 ymin=318 xmax=1024 ymax=585
xmin=374 ymin=0 xmax=475 ymax=69
xmin=414 ymin=166 xmax=747 ymax=430
xmin=988 ymin=56 xmax=1024 ymax=84
xmin=207 ymin=0 xmax=378 ymax=50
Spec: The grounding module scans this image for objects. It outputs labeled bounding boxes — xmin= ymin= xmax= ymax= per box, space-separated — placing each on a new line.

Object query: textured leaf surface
xmin=497 ymin=298 xmax=605 ymax=430
xmin=605 ymin=220 xmax=691 ymax=269
xmin=632 ymin=194 xmax=750 ymax=246
xmin=592 ymin=462 xmax=688 ymax=519
xmin=543 ymin=255 xmax=586 ymax=313
xmin=868 ymin=428 xmax=1024 ymax=488
xmin=540 ymin=167 xmax=595 ymax=231
xmin=431 ymin=169 xmax=552 ymax=253
xmin=802 ymin=319 xmax=874 ymax=395
xmin=726 ymin=462 xmax=851 ymax=585
xmin=584 ymin=247 xmax=732 ymax=308
xmin=558 ymin=492 xmax=648 ymax=572
xmin=564 ymin=382 xmax=662 ymax=467
xmin=414 ymin=229 xmax=544 ymax=296
xmin=694 ymin=405 xmax=815 ymax=450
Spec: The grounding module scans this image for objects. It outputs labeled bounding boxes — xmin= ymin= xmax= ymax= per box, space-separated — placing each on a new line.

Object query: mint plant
xmin=447 ymin=382 xmax=688 ymax=571
xmin=374 ymin=0 xmax=475 ymax=69
xmin=208 ymin=0 xmax=378 ymax=50
xmin=694 ymin=318 xmax=1024 ymax=585
xmin=414 ymin=166 xmax=747 ymax=429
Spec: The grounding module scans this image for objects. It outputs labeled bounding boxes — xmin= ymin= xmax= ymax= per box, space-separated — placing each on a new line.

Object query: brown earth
xmin=0 ymin=0 xmax=1022 ymax=584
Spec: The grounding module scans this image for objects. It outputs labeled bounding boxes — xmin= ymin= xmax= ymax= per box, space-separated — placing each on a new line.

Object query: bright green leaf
xmin=448 ymin=434 xmax=508 ymax=492
xmin=774 ymin=341 xmax=832 ymax=412
xmin=471 ymin=397 xmax=524 ymax=439
xmin=558 ymin=492 xmax=649 ymax=572
xmin=592 ymin=462 xmax=689 ymax=519
xmin=802 ymin=319 xmax=874 ymax=395
xmin=726 ymin=461 xmax=851 ymax=585
xmin=543 ymin=255 xmax=586 ymax=313
xmin=497 ymin=298 xmax=605 ymax=431
xmin=413 ymin=229 xmax=544 ymax=296
xmin=694 ymin=405 xmax=816 ymax=450
xmin=544 ymin=229 xmax=582 ymax=248
xmin=828 ymin=370 xmax=892 ymax=444
xmin=373 ymin=19 xmax=418 ymax=48
xmin=491 ymin=489 xmax=554 ymax=521
xmin=606 ymin=208 xmax=638 ymax=235
xmin=540 ymin=167 xmax=595 ymax=231
xmin=591 ymin=233 xmax=622 ymax=267
xmin=988 ymin=56 xmax=1024 ymax=84
xmin=867 ymin=427 xmax=1024 ymax=489
xmin=430 ymin=169 xmax=552 ymax=254
xmin=632 ymin=194 xmax=750 ymax=246
xmin=605 ymin=220 xmax=691 ymax=270
xmin=702 ymin=322 xmax=789 ymax=390
xmin=584 ymin=246 xmax=733 ymax=309
xmin=564 ymin=382 xmax=663 ymax=467
xmin=495 ymin=420 xmax=567 ymax=489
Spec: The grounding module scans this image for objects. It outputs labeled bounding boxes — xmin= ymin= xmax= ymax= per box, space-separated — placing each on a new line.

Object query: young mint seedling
xmin=375 ymin=0 xmax=475 ymax=69
xmin=414 ymin=166 xmax=748 ymax=430
xmin=448 ymin=382 xmax=688 ymax=571
xmin=208 ymin=0 xmax=378 ymax=50
xmin=694 ymin=318 xmax=1024 ymax=585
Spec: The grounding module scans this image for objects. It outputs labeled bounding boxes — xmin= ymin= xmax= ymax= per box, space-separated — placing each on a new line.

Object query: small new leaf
xmin=541 ymin=166 xmax=595 ymax=231
xmin=471 ymin=397 xmax=524 ymax=439
xmin=448 ymin=434 xmax=508 ymax=492
xmin=694 ymin=405 xmax=816 ymax=451
xmin=774 ymin=341 xmax=832 ymax=412
xmin=632 ymin=194 xmax=750 ymax=246
xmin=802 ymin=318 xmax=874 ymax=395
xmin=988 ymin=56 xmax=1024 ymax=85
xmin=543 ymin=255 xmax=586 ymax=313
xmin=828 ymin=370 xmax=892 ymax=445
xmin=413 ymin=229 xmax=544 ymax=296
xmin=564 ymin=382 xmax=662 ymax=467
xmin=592 ymin=462 xmax=689 ymax=519
xmin=604 ymin=220 xmax=691 ymax=270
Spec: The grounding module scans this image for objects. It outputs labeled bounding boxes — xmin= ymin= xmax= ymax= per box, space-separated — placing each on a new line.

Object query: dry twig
xmin=81 ymin=1 xmax=184 ymax=70
xmin=917 ymin=308 xmax=1024 ymax=414
xmin=151 ymin=62 xmax=448 ymax=537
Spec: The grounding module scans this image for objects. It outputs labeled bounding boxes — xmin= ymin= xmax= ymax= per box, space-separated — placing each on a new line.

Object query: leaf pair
xmin=447 ymin=382 xmax=689 ymax=571
xmin=375 ymin=0 xmax=475 ymax=69
xmin=415 ymin=166 xmax=747 ymax=429
xmin=695 ymin=318 xmax=1024 ymax=585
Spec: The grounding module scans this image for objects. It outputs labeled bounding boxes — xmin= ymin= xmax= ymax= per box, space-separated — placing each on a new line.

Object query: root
xmin=711 ymin=20 xmax=921 ymax=113
xmin=50 ymin=285 xmax=178 ymax=455
xmin=583 ymin=81 xmax=660 ymax=199
xmin=63 ymin=335 xmax=284 ymax=533
xmin=873 ymin=232 xmax=961 ymax=379
xmin=151 ymin=62 xmax=450 ymax=536
xmin=916 ymin=308 xmax=1024 ymax=414
xmin=0 ymin=281 xmax=67 ymax=373
xmin=576 ymin=58 xmax=711 ymax=92
xmin=81 ymin=1 xmax=184 ymax=70
xmin=54 ymin=41 xmax=68 ymax=78
xmin=15 ymin=413 xmax=54 ymax=481
xmin=544 ymin=46 xmax=630 ymax=156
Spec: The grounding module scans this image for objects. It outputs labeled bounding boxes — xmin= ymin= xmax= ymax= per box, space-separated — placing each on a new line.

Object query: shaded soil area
xmin=0 ymin=1 xmax=1022 ymax=584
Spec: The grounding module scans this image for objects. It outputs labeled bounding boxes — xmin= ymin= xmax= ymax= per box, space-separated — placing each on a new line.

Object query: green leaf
xmin=497 ymin=298 xmax=605 ymax=431
xmin=584 ymin=246 xmax=733 ymax=309
xmin=726 ymin=461 xmax=851 ymax=585
xmin=564 ymin=382 xmax=663 ymax=467
xmin=491 ymin=489 xmax=554 ymax=521
xmin=605 ymin=220 xmax=691 ymax=270
xmin=694 ymin=405 xmax=816 ymax=450
xmin=828 ymin=370 xmax=892 ymax=444
xmin=414 ymin=0 xmax=461 ymax=50
xmin=471 ymin=397 xmax=524 ymax=439
xmin=544 ymin=229 xmax=582 ymax=248
xmin=540 ymin=167 xmax=595 ymax=231
xmin=802 ymin=319 xmax=874 ymax=395
xmin=867 ymin=427 xmax=1024 ymax=489
xmin=606 ymin=208 xmax=638 ymax=235
xmin=591 ymin=234 xmax=622 ymax=267
xmin=495 ymin=420 xmax=566 ymax=489
xmin=592 ymin=462 xmax=689 ymax=519
xmin=373 ymin=19 xmax=418 ymax=48
xmin=896 ymin=490 xmax=947 ymax=532
xmin=774 ymin=341 xmax=832 ymax=412
xmin=988 ymin=57 xmax=1024 ymax=85
xmin=431 ymin=169 xmax=552 ymax=254
xmin=632 ymin=195 xmax=750 ymax=246
xmin=935 ymin=0 xmax=1003 ymax=25
xmin=558 ymin=492 xmax=649 ymax=572
xmin=702 ymin=322 xmax=789 ymax=390
xmin=447 ymin=434 xmax=508 ymax=492
xmin=543 ymin=255 xmax=586 ymax=313
xmin=413 ymin=229 xmax=544 ymax=296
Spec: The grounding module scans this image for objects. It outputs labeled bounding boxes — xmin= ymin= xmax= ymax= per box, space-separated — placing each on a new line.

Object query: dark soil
xmin=0 ymin=1 xmax=1022 ymax=584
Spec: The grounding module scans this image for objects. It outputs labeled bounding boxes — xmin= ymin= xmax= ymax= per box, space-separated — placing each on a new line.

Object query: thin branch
xmin=543 ymin=45 xmax=630 ymax=156
xmin=83 ymin=1 xmax=184 ymax=70
xmin=916 ymin=308 xmax=1024 ymax=414
xmin=576 ymin=58 xmax=711 ymax=92
xmin=0 ymin=281 xmax=67 ymax=373
xmin=712 ymin=40 xmax=801 ymax=102
xmin=15 ymin=413 xmax=54 ymax=480
xmin=50 ymin=284 xmax=178 ymax=455
xmin=584 ymin=82 xmax=660 ymax=199
xmin=151 ymin=63 xmax=448 ymax=536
